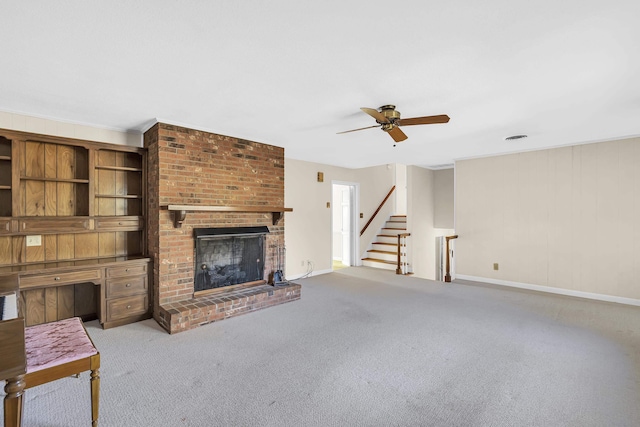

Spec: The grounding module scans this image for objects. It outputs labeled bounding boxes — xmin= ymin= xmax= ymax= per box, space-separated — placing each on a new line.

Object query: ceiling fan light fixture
xmin=505 ymin=134 xmax=528 ymax=141
xmin=337 ymin=105 xmax=450 ymax=143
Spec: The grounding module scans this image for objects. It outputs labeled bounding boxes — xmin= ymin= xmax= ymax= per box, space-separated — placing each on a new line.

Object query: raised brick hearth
xmin=156 ymin=283 xmax=301 ymax=333
xmin=144 ymin=123 xmax=299 ymax=333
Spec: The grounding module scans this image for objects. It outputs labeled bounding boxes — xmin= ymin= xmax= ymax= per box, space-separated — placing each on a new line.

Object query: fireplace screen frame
xmin=194 ymin=226 xmax=269 ymax=292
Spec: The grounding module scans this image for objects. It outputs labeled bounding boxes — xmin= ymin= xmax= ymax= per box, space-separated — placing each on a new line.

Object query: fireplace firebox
xmin=194 ymin=227 xmax=269 ymax=292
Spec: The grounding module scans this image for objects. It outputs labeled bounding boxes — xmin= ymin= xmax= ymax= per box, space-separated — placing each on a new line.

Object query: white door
xmin=340 ymin=186 xmax=351 ymax=265
xmin=332 ymin=182 xmax=359 ymax=269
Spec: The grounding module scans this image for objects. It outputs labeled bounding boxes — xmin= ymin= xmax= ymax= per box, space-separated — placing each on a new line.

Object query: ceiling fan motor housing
xmin=379 ymin=105 xmax=401 ymax=124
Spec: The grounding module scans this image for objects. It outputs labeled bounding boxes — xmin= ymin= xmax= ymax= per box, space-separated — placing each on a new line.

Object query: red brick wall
xmin=144 ymin=123 xmax=285 ymax=312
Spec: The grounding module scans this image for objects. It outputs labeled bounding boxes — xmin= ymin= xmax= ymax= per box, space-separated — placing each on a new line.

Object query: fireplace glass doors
xmin=194 ymin=227 xmax=268 ymax=292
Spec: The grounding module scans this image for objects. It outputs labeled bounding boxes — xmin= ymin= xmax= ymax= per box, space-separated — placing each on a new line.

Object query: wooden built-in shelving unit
xmin=0 ymin=129 xmax=151 ymax=329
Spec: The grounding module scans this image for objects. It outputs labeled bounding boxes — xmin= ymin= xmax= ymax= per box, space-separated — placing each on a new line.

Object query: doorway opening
xmin=331 ymin=182 xmax=359 ymax=271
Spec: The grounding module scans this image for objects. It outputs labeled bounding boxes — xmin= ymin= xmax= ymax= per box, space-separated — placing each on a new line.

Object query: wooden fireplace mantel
xmin=166 ymin=205 xmax=293 ymax=228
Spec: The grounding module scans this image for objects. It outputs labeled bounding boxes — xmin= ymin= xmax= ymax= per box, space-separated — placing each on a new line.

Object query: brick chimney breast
xmin=144 ymin=123 xmax=294 ymax=333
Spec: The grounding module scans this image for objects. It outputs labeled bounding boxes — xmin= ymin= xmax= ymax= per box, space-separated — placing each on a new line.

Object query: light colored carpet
xmin=2 ymin=267 xmax=640 ymax=426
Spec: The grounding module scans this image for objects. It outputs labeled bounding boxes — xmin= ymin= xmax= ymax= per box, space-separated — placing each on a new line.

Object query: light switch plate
xmin=26 ymin=235 xmax=42 ymax=247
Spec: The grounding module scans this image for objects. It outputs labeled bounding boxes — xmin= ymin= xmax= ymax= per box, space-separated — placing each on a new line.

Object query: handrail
xmin=360 ymin=185 xmax=396 ymax=236
xmin=396 ymin=233 xmax=410 ymax=275
xmin=444 ymin=235 xmax=458 ymax=282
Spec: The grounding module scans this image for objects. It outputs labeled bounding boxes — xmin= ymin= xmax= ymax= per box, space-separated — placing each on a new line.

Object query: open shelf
xmin=0 ymin=137 xmax=11 ymax=217
xmin=95 ymin=165 xmax=143 ymax=172
xmin=20 ymin=142 xmax=90 ymax=217
xmin=95 ymin=194 xmax=142 ymax=199
xmin=94 ymin=150 xmax=143 ymax=217
xmin=20 ymin=176 xmax=90 ymax=184
xmin=166 ymin=204 xmax=293 ymax=228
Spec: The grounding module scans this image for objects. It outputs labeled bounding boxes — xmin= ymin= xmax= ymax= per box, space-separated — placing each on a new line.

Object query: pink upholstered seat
xmin=25 ymin=317 xmax=98 ymax=374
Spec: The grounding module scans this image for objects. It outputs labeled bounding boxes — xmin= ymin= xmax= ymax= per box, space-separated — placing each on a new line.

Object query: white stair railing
xmin=396 ymin=233 xmax=410 ymax=275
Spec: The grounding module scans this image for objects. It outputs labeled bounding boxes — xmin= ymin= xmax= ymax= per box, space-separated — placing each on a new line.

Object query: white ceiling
xmin=2 ymin=1 xmax=640 ymax=169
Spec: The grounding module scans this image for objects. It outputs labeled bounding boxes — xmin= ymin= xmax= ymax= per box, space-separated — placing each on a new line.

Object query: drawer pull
xmin=54 ymin=277 xmax=61 ymax=281
xmin=127 ymin=305 xmax=131 ymax=309
xmin=125 ymin=268 xmax=130 ymax=272
xmin=126 ymin=283 xmax=131 ymax=287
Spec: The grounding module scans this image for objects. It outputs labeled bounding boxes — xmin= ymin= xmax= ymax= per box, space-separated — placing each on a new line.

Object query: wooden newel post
xmin=444 ymin=235 xmax=458 ymax=282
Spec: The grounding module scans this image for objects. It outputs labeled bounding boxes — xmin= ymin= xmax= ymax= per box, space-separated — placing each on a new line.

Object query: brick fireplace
xmin=144 ymin=123 xmax=300 ymax=334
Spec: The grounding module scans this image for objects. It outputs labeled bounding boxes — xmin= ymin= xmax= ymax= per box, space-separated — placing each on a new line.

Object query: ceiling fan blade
xmin=361 ymin=107 xmax=390 ymax=123
xmin=387 ymin=126 xmax=408 ymax=142
xmin=398 ymin=114 xmax=450 ymax=126
xmin=336 ymin=125 xmax=380 ymax=134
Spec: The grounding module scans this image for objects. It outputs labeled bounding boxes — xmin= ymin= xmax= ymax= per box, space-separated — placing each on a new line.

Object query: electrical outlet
xmin=26 ymin=235 xmax=42 ymax=247
xmin=493 ymin=263 xmax=499 ymax=271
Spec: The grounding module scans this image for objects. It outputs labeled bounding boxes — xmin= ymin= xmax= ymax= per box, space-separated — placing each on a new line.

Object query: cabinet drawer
xmin=20 ymin=268 xmax=102 ymax=289
xmin=0 ymin=219 xmax=12 ymax=235
xmin=105 ymin=263 xmax=147 ymax=278
xmin=95 ymin=217 xmax=142 ymax=231
xmin=107 ymin=294 xmax=148 ymax=321
xmin=106 ymin=276 xmax=147 ymax=298
xmin=20 ymin=218 xmax=91 ymax=233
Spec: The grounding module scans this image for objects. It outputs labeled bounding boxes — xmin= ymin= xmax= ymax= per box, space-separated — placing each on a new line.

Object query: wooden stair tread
xmin=368 ymin=249 xmax=400 ymax=255
xmin=362 ymin=258 xmax=408 ymax=265
xmin=373 ymin=242 xmax=405 ymax=246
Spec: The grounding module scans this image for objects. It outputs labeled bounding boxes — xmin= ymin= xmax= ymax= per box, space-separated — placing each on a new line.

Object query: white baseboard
xmin=455 ymin=275 xmax=640 ymax=307
xmin=286 ymin=268 xmax=332 ymax=281
xmin=311 ymin=268 xmax=333 ymax=277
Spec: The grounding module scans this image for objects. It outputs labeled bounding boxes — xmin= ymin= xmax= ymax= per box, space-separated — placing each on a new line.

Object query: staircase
xmin=362 ymin=215 xmax=409 ymax=272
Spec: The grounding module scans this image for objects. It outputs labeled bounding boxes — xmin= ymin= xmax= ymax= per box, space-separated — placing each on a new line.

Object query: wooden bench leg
xmin=90 ymin=353 xmax=100 ymax=427
xmin=4 ymin=375 xmax=25 ymax=427
xmin=90 ymin=368 xmax=100 ymax=427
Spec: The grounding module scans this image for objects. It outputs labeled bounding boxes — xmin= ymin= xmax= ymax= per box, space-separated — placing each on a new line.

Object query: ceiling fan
xmin=337 ymin=105 xmax=449 ymax=143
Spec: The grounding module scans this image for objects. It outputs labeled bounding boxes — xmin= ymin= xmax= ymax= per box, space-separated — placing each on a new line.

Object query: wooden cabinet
xmin=103 ymin=261 xmax=149 ymax=327
xmin=0 ymin=128 xmax=150 ymax=328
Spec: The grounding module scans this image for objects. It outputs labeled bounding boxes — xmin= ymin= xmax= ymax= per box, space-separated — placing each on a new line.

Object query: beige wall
xmin=395 ymin=163 xmax=407 ymax=215
xmin=455 ymin=137 xmax=640 ymax=302
xmin=406 ymin=166 xmax=455 ymax=280
xmin=406 ymin=166 xmax=435 ymax=278
xmin=284 ymin=159 xmax=396 ymax=278
xmin=434 ymin=168 xmax=454 ymax=229
xmin=0 ymin=110 xmax=141 ymax=146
